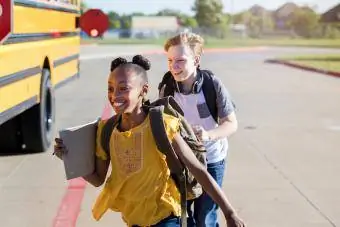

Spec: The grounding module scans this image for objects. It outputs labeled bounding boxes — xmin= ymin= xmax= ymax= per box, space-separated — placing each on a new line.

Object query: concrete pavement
xmin=0 ymin=45 xmax=339 ymax=227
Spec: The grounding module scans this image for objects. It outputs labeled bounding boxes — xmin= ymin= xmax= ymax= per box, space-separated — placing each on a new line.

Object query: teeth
xmin=113 ymin=102 xmax=124 ymax=107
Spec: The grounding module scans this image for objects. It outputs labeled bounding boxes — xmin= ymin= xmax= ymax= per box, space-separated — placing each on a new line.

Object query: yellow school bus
xmin=0 ymin=0 xmax=81 ymax=153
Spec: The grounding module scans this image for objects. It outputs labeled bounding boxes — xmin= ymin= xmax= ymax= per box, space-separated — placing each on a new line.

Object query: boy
xmin=159 ymin=32 xmax=238 ymax=227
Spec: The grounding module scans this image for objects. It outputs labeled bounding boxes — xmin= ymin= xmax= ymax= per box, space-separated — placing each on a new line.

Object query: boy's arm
xmin=208 ymin=76 xmax=238 ymax=140
xmin=83 ymin=157 xmax=110 ymax=187
xmin=208 ymin=112 xmax=238 ymax=140
xmin=172 ymin=133 xmax=236 ymax=217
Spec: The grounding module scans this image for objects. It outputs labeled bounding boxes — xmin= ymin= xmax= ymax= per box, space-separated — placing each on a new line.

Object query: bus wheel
xmin=21 ymin=69 xmax=55 ymax=153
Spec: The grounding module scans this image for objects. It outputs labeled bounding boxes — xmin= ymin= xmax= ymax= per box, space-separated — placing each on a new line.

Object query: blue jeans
xmin=187 ymin=159 xmax=226 ymax=227
xmin=132 ymin=214 xmax=180 ymax=227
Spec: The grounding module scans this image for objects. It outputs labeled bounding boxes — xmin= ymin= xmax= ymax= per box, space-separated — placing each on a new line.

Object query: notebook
xmin=59 ymin=119 xmax=99 ymax=180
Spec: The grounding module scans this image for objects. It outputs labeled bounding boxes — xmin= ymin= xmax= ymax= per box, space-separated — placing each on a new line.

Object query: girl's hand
xmin=53 ymin=138 xmax=68 ymax=160
xmin=225 ymin=212 xmax=246 ymax=227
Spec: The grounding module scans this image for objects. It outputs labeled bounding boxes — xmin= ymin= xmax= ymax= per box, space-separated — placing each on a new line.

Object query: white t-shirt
xmin=174 ymin=91 xmax=228 ymax=164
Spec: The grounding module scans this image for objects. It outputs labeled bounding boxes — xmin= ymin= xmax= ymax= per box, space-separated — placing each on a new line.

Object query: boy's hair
xmin=164 ymin=32 xmax=204 ymax=58
xmin=110 ymin=55 xmax=151 ymax=84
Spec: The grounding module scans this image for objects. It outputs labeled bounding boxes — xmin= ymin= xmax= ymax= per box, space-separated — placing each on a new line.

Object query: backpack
xmin=158 ymin=69 xmax=219 ymax=123
xmin=100 ymin=96 xmax=207 ymax=227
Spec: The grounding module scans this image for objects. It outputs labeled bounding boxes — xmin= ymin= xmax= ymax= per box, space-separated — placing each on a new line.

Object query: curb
xmin=265 ymin=59 xmax=340 ymax=78
xmin=52 ymin=103 xmax=114 ymax=227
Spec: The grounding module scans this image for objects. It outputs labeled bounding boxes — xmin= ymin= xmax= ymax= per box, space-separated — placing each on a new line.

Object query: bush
xmin=323 ymin=24 xmax=340 ymax=39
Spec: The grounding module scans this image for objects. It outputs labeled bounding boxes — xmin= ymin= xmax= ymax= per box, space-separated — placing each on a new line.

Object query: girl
xmin=54 ymin=55 xmax=245 ymax=227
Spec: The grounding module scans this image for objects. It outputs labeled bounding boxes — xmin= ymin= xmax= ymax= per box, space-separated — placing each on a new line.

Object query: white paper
xmin=59 ymin=119 xmax=98 ymax=180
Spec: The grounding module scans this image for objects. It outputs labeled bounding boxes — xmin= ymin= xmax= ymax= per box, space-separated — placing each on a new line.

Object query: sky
xmin=84 ymin=0 xmax=339 ymax=15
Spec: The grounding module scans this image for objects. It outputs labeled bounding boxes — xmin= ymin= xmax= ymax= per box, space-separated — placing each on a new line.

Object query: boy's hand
xmin=192 ymin=125 xmax=210 ymax=142
xmin=226 ymin=213 xmax=246 ymax=227
xmin=53 ymin=138 xmax=68 ymax=160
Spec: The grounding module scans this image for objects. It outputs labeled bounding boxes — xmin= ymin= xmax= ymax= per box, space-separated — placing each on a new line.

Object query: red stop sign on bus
xmin=80 ymin=9 xmax=109 ymax=37
xmin=0 ymin=0 xmax=12 ymax=44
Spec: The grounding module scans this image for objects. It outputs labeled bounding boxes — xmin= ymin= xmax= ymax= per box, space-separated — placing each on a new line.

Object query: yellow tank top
xmin=92 ymin=113 xmax=181 ymax=226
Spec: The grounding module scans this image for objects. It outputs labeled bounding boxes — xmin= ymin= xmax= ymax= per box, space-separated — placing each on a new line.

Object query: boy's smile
xmin=173 ymin=71 xmax=184 ymax=76
xmin=167 ymin=44 xmax=197 ymax=82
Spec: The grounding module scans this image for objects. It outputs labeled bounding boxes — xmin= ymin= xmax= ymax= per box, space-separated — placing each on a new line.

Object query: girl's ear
xmin=140 ymin=84 xmax=149 ymax=98
xmin=143 ymin=84 xmax=149 ymax=94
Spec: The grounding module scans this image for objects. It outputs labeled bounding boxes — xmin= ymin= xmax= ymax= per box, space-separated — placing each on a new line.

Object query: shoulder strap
xmin=201 ymin=70 xmax=218 ymax=123
xmin=100 ymin=115 xmax=120 ymax=157
xmin=148 ymin=106 xmax=187 ymax=227
xmin=148 ymin=96 xmax=184 ymax=116
xmin=158 ymin=71 xmax=175 ymax=97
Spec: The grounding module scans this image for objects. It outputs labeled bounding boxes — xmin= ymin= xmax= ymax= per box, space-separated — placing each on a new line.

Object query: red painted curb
xmin=53 ymin=102 xmax=113 ymax=227
xmin=266 ymin=59 xmax=340 ymax=78
xmin=52 ymin=178 xmax=87 ymax=227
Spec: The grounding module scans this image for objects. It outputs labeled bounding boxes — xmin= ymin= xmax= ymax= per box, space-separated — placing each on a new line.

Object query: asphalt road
xmin=0 ymin=45 xmax=339 ymax=227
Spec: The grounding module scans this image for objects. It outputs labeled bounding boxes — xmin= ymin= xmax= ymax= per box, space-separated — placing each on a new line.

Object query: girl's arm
xmin=83 ymin=157 xmax=110 ymax=187
xmin=171 ymin=133 xmax=245 ymax=226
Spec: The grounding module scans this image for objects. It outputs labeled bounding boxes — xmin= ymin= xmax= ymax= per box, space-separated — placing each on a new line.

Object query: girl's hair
xmin=110 ymin=55 xmax=151 ymax=84
xmin=164 ymin=32 xmax=204 ymax=58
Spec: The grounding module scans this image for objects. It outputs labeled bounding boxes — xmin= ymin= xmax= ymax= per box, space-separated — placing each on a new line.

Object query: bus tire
xmin=21 ymin=69 xmax=55 ymax=153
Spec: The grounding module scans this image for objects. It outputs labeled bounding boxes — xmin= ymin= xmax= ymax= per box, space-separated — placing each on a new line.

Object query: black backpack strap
xmin=148 ymin=106 xmax=187 ymax=227
xmin=100 ymin=115 xmax=120 ymax=157
xmin=158 ymin=71 xmax=175 ymax=97
xmin=201 ymin=70 xmax=218 ymax=123
xmin=160 ymin=70 xmax=219 ymax=123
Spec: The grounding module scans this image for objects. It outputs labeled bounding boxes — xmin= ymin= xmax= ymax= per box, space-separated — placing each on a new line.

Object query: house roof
xmin=274 ymin=2 xmax=298 ymax=18
xmin=320 ymin=3 xmax=340 ymax=23
xmin=249 ymin=4 xmax=268 ymax=16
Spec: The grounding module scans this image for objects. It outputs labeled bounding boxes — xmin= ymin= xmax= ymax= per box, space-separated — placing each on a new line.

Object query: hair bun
xmin=111 ymin=57 xmax=127 ymax=71
xmin=132 ymin=55 xmax=151 ymax=71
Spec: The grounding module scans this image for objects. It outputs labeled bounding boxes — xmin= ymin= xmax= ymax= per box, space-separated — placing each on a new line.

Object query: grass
xmin=277 ymin=55 xmax=340 ymax=72
xmin=81 ymin=37 xmax=340 ymax=49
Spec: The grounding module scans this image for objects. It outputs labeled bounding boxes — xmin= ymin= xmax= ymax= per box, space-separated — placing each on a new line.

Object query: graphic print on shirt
xmin=113 ymin=131 xmax=143 ymax=176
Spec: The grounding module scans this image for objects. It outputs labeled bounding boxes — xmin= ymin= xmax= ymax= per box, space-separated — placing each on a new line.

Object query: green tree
xmin=286 ymin=8 xmax=319 ymax=38
xmin=323 ymin=24 xmax=340 ymax=39
xmin=110 ymin=19 xmax=121 ymax=29
xmin=120 ymin=15 xmax=131 ymax=29
xmin=107 ymin=11 xmax=121 ymax=29
xmin=130 ymin=12 xmax=146 ymax=17
xmin=107 ymin=11 xmax=120 ymax=20
xmin=80 ymin=2 xmax=87 ymax=14
xmin=183 ymin=17 xmax=198 ymax=28
xmin=192 ymin=0 xmax=225 ymax=27
xmin=232 ymin=10 xmax=274 ymax=37
xmin=155 ymin=8 xmax=198 ymax=28
xmin=156 ymin=9 xmax=182 ymax=17
xmin=232 ymin=11 xmax=246 ymax=24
